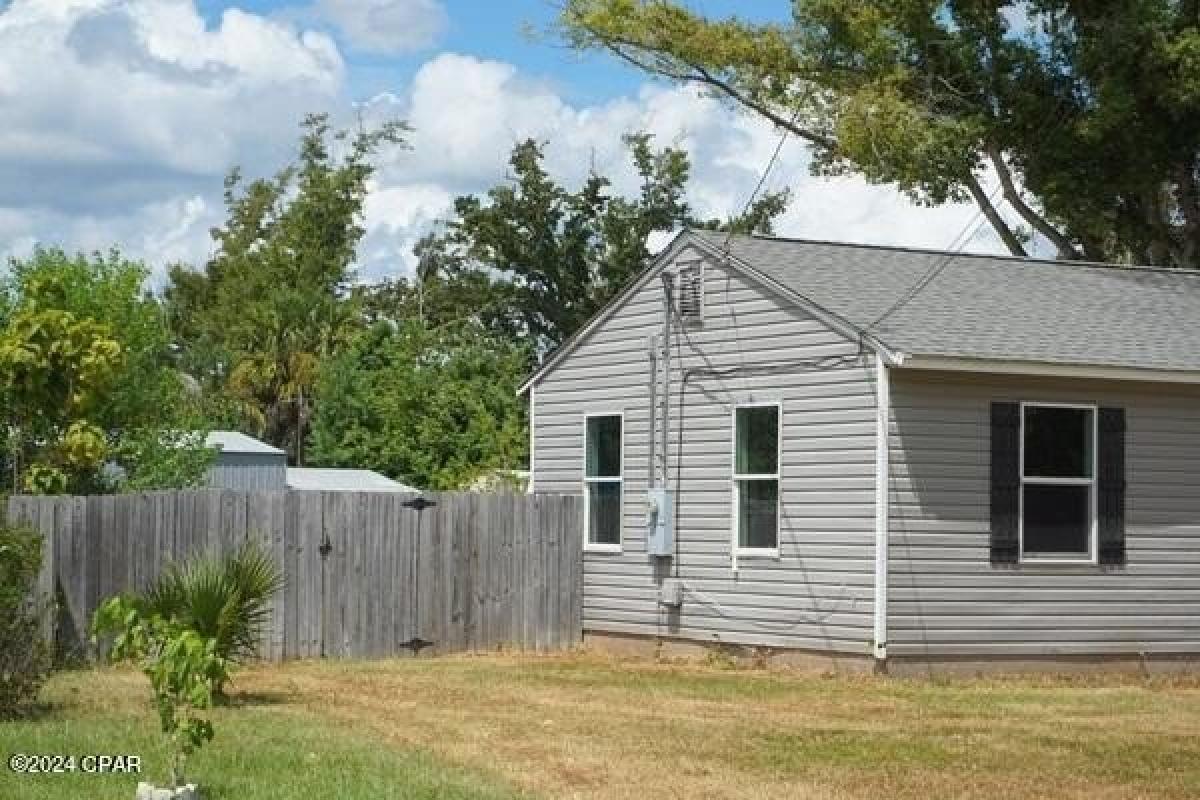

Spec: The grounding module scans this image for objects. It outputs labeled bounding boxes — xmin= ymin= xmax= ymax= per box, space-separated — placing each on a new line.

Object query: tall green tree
xmin=560 ymin=1 xmax=1200 ymax=267
xmin=388 ymin=133 xmax=787 ymax=358
xmin=164 ymin=113 xmax=407 ymax=463
xmin=0 ymin=249 xmax=211 ymax=493
xmin=308 ymin=321 xmax=529 ymax=490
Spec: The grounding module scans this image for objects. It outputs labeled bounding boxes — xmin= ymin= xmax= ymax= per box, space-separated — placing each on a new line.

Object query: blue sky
xmin=0 ymin=1 xmax=1004 ymax=281
xmin=336 ymin=0 xmax=648 ymax=103
xmin=194 ymin=0 xmax=778 ymax=103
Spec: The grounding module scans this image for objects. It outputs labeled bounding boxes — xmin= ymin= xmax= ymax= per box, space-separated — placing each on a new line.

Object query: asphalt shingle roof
xmin=692 ymin=230 xmax=1200 ymax=373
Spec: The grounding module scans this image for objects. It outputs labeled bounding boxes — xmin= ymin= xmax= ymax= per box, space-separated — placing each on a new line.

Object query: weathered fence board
xmin=9 ymin=489 xmax=583 ymax=661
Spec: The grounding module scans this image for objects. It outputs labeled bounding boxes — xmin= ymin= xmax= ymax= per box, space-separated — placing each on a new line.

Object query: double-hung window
xmin=584 ymin=413 xmax=623 ymax=550
xmin=733 ymin=403 xmax=780 ymax=554
xmin=1020 ymin=403 xmax=1097 ymax=561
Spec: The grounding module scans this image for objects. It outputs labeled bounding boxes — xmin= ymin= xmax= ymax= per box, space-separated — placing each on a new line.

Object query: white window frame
xmin=730 ymin=400 xmax=782 ymax=559
xmin=1018 ymin=401 xmax=1098 ymax=565
xmin=583 ymin=411 xmax=624 ymax=553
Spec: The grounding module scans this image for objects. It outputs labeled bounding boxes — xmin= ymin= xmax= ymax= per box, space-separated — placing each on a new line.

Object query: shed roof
xmin=286 ymin=468 xmax=416 ymax=492
xmin=204 ymin=430 xmax=285 ymax=456
xmin=690 ymin=230 xmax=1200 ymax=374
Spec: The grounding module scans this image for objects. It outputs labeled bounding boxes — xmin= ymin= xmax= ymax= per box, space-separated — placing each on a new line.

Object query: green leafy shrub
xmin=105 ymin=428 xmax=216 ymax=492
xmin=136 ymin=541 xmax=283 ymax=691
xmin=0 ymin=247 xmax=219 ymax=494
xmin=0 ymin=523 xmax=51 ymax=718
xmin=90 ymin=541 xmax=283 ymax=787
xmin=93 ymin=597 xmax=227 ymax=788
xmin=309 ymin=320 xmax=530 ymax=489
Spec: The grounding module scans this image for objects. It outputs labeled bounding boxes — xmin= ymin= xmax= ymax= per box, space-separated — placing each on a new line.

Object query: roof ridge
xmin=689 ymin=229 xmax=1200 ymax=278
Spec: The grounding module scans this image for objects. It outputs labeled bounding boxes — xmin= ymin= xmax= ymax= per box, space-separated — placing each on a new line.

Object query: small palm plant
xmin=138 ymin=541 xmax=283 ymax=694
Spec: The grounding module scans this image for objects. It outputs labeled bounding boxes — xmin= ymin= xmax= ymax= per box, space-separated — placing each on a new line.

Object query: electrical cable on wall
xmin=662 ymin=108 xmax=864 ymax=583
xmin=718 ymin=108 xmax=804 ymax=392
xmin=682 ymin=582 xmax=861 ymax=630
xmin=654 ymin=94 xmax=1074 ymax=643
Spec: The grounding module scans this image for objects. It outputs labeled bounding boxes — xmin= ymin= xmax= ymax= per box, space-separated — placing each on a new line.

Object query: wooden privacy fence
xmin=8 ymin=489 xmax=584 ymax=661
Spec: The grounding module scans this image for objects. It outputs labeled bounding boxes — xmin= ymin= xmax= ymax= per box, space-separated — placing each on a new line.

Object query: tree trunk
xmin=965 ymin=176 xmax=1027 ymax=257
xmin=1175 ymin=159 xmax=1200 ymax=267
xmin=988 ymin=146 xmax=1081 ymax=259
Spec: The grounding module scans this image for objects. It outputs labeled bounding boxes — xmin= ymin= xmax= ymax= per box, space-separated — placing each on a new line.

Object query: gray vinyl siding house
xmin=523 ymin=230 xmax=1200 ymax=670
xmin=889 ymin=371 xmax=1200 ymax=660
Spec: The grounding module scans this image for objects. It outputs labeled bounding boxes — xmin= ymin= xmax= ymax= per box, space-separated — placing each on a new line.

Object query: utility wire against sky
xmin=706 ymin=109 xmax=804 ymax=398
xmin=863 ymin=98 xmax=1074 ymax=334
xmin=722 ymin=108 xmax=802 ymax=254
xmin=863 ymin=181 xmax=1004 ymax=333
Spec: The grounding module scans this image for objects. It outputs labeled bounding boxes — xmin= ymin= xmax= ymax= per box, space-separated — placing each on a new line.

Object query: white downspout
xmin=873 ymin=353 xmax=890 ymax=666
xmin=528 ymin=385 xmax=536 ymax=494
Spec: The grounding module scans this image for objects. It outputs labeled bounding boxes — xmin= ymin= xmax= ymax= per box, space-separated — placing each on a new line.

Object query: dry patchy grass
xmin=7 ymin=652 xmax=1200 ymax=799
xmin=225 ymin=651 xmax=1200 ymax=800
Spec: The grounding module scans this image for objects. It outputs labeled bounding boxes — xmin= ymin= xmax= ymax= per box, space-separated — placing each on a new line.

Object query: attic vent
xmin=676 ymin=263 xmax=704 ymax=323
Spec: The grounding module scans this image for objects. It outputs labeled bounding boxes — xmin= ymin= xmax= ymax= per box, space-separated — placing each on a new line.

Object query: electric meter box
xmin=646 ymin=487 xmax=674 ymax=557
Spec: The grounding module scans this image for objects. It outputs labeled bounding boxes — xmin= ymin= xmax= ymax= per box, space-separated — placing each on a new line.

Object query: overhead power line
xmin=864 ymin=181 xmax=1003 ymax=332
xmin=722 ymin=109 xmax=801 ymax=253
xmin=864 ymin=95 xmax=1075 ymax=334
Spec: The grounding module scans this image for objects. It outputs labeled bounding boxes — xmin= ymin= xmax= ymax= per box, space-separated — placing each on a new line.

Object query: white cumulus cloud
xmin=312 ymin=0 xmax=446 ymax=54
xmin=0 ymin=11 xmax=1019 ymax=285
xmin=0 ymin=0 xmax=344 ymax=275
xmin=352 ymin=52 xmax=1015 ymax=280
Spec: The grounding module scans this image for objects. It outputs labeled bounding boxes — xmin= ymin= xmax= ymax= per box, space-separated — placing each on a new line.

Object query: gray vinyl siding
xmin=206 ymin=453 xmax=288 ymax=490
xmin=888 ymin=370 xmax=1200 ymax=658
xmin=531 ymin=246 xmax=878 ymax=654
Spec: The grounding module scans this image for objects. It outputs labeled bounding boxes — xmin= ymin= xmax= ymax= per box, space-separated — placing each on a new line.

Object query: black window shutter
xmin=1098 ymin=407 xmax=1127 ymax=565
xmin=990 ymin=402 xmax=1020 ymax=564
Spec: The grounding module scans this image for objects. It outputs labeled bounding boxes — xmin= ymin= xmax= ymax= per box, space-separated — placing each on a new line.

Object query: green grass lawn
xmin=4 ymin=653 xmax=1200 ymax=799
xmin=0 ymin=669 xmax=525 ymax=800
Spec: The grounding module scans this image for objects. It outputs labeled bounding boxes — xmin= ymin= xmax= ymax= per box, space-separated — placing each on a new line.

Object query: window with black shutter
xmin=991 ymin=402 xmax=1125 ymax=565
xmin=1020 ymin=404 xmax=1096 ymax=561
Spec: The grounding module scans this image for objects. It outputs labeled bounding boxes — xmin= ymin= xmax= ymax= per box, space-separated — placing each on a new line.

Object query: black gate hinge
xmin=402 ymin=496 xmax=437 ymax=512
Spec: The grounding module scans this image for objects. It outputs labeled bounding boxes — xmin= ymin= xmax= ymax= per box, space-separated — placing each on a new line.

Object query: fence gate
xmin=9 ymin=490 xmax=584 ymax=662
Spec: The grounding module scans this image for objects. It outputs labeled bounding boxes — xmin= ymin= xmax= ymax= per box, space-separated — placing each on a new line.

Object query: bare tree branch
xmin=596 ymin=39 xmax=837 ymax=150
xmin=965 ymin=174 xmax=1026 ymax=257
xmin=596 ymin=35 xmax=1034 ymax=258
xmin=987 ymin=146 xmax=1080 ymax=260
xmin=689 ymin=66 xmax=838 ymax=151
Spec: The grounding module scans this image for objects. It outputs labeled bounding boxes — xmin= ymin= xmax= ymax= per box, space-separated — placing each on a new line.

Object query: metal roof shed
xmin=204 ymin=431 xmax=287 ymax=490
xmin=285 ymin=468 xmax=416 ymax=492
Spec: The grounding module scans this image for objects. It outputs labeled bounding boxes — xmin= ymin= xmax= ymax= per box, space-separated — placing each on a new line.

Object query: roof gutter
xmin=895 ymin=354 xmax=1200 ymax=385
